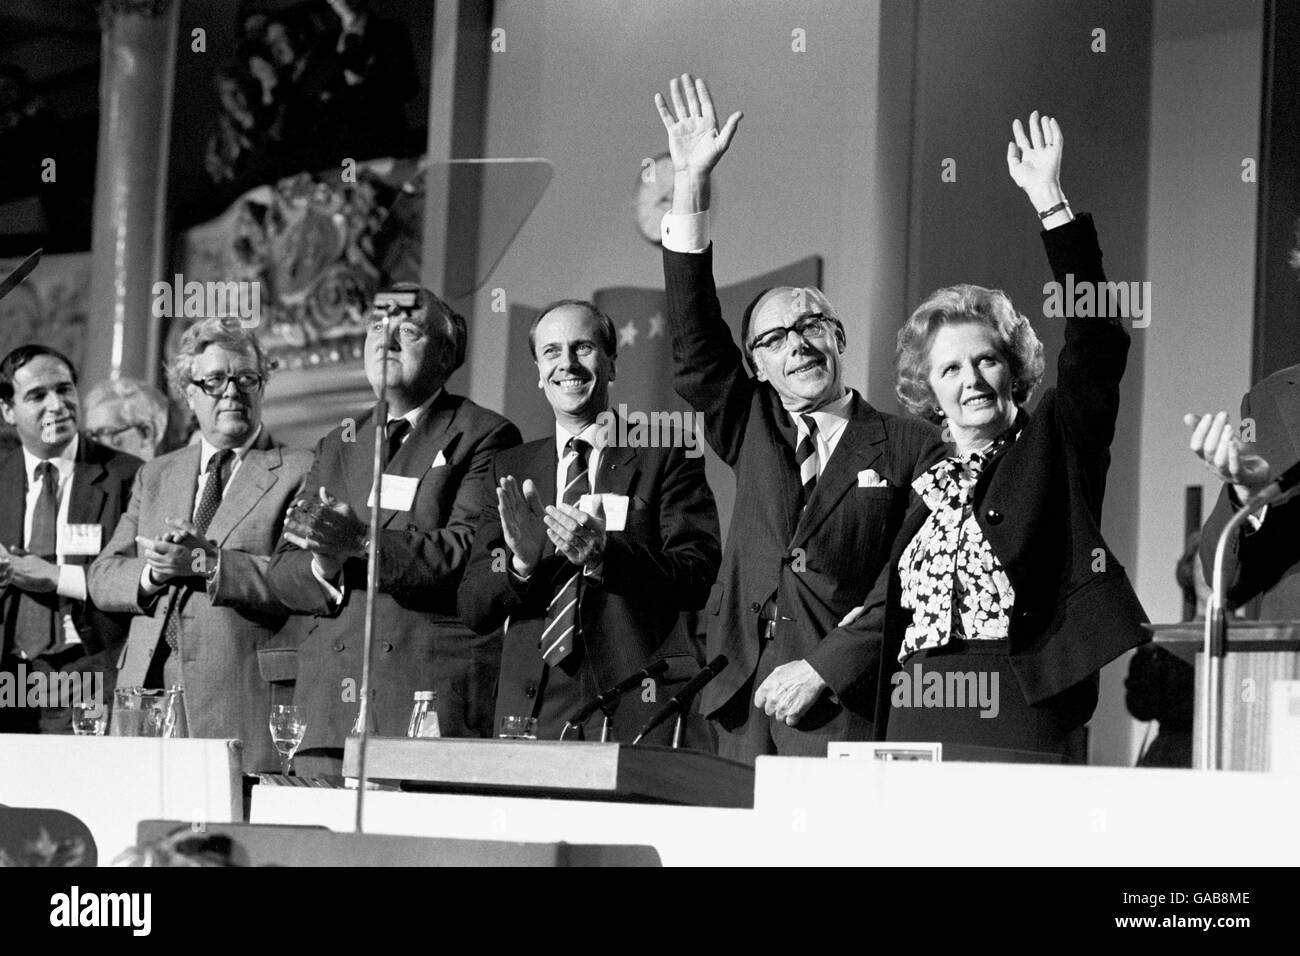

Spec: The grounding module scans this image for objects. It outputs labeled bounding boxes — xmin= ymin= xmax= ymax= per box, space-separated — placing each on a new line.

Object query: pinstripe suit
xmin=664 ymin=246 xmax=946 ymax=761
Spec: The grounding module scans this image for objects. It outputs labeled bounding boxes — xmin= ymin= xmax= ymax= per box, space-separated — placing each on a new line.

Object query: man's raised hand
xmin=653 ymin=74 xmax=741 ymax=212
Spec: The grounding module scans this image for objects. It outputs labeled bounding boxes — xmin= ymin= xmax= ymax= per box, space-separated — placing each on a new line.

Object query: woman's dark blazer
xmin=830 ymin=213 xmax=1150 ymax=731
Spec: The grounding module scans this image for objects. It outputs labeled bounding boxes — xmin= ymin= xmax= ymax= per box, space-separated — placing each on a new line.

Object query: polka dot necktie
xmin=161 ymin=449 xmax=233 ymax=652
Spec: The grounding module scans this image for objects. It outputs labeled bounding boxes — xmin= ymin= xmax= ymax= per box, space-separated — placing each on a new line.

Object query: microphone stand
xmin=1203 ymin=503 xmax=1258 ymax=771
xmin=557 ymin=700 xmax=617 ymax=742
xmin=599 ymin=700 xmax=617 ymax=742
xmin=354 ymin=309 xmax=392 ymax=832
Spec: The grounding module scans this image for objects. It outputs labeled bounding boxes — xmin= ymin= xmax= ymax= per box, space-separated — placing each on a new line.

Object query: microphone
xmin=631 ymin=655 xmax=728 ymax=746
xmin=1243 ymin=458 xmax=1300 ymax=510
xmin=566 ymin=659 xmax=671 ymax=728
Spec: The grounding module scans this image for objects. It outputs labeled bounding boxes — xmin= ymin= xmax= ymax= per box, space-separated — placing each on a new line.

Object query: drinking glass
xmin=269 ymin=704 xmax=308 ymax=776
xmin=71 ymin=700 xmax=107 ymax=736
xmin=498 ymin=715 xmax=538 ymax=739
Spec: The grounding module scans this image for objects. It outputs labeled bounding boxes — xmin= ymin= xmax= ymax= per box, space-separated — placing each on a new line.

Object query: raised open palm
xmin=1007 ymin=110 xmax=1063 ymax=193
xmin=654 ymin=73 xmax=742 ymax=177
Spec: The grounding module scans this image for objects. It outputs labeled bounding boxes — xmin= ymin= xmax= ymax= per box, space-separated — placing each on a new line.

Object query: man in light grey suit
xmin=89 ymin=318 xmax=312 ymax=772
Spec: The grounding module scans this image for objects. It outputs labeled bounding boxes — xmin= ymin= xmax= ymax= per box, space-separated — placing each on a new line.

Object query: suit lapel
xmin=345 ymin=409 xmax=380 ymax=517
xmin=206 ymin=430 xmax=279 ymax=545
xmin=595 ymin=433 xmax=637 ymax=497
xmin=789 ymin=393 xmax=886 ymax=549
xmin=158 ymin=446 xmax=202 ymax=533
xmin=525 ymin=437 xmax=559 ymax=560
xmin=379 ymin=392 xmax=456 ymax=528
xmin=764 ymin=397 xmax=806 ymax=536
xmin=67 ymin=440 xmax=108 ymax=528
xmin=1271 ymin=368 xmax=1300 ymax=465
xmin=0 ymin=449 xmax=25 ymax=546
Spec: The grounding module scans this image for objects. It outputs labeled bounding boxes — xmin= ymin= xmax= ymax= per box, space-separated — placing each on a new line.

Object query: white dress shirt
xmin=793 ymin=391 xmax=853 ymax=478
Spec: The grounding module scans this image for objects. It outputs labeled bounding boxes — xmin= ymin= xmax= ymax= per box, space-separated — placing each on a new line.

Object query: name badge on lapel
xmin=367 ymin=474 xmax=420 ymax=512
xmin=578 ymin=493 xmax=629 ymax=532
xmin=61 ymin=524 xmax=103 ymax=555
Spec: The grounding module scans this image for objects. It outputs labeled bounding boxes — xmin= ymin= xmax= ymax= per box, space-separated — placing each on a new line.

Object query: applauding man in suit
xmin=268 ymin=284 xmax=521 ymax=774
xmin=654 ymin=75 xmax=946 ymax=762
xmin=0 ymin=345 xmax=141 ymax=734
xmin=89 ymin=318 xmax=312 ymax=772
xmin=459 ymin=300 xmax=721 ymax=744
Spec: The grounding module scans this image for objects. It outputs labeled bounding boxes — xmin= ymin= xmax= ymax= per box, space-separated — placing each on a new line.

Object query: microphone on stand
xmin=560 ymin=658 xmax=682 ymax=741
xmin=354 ymin=293 xmax=418 ymax=830
xmin=1240 ymin=459 xmax=1300 ymax=510
xmin=631 ymin=655 xmax=728 ymax=748
xmin=1203 ymin=457 xmax=1300 ymax=771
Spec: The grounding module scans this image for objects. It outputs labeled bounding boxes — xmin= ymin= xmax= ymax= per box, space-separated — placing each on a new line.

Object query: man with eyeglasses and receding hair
xmin=84 ymin=376 xmax=171 ymax=461
xmin=267 ymin=283 xmax=521 ymax=775
xmin=0 ymin=345 xmax=142 ymax=734
xmin=653 ymin=75 xmax=946 ymax=762
xmin=89 ymin=317 xmax=313 ymax=772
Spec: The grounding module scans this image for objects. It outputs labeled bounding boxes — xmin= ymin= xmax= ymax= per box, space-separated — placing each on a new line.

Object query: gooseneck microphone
xmin=631 ymin=655 xmax=728 ymax=747
xmin=1242 ymin=458 xmax=1300 ymax=510
xmin=564 ymin=659 xmax=671 ymax=731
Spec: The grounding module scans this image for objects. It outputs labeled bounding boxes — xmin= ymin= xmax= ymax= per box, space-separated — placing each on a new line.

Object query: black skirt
xmin=883 ymin=639 xmax=1094 ymax=762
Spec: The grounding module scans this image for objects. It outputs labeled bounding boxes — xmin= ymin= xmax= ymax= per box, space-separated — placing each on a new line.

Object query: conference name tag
xmin=60 ymin=524 xmax=103 ymax=555
xmin=578 ymin=493 xmax=629 ymax=532
xmin=367 ymin=474 xmax=420 ymax=511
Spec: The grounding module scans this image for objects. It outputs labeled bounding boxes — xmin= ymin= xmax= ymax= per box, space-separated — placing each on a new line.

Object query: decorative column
xmin=86 ymin=0 xmax=180 ymax=386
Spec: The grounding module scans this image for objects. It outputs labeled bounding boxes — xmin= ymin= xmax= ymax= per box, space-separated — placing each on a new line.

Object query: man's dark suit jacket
xmin=0 ymin=436 xmax=141 ymax=728
xmin=457 ymin=424 xmax=721 ymax=744
xmin=663 ymin=246 xmax=946 ymax=748
xmin=266 ymin=391 xmax=521 ymax=769
xmin=838 ymin=214 xmax=1149 ymax=731
xmin=1201 ymin=362 xmax=1300 ymax=618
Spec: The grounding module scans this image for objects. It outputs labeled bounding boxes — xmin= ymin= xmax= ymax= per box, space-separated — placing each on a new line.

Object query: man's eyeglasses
xmin=189 ymin=372 xmax=265 ymax=397
xmin=88 ymin=422 xmax=150 ymax=444
xmin=367 ymin=319 xmax=427 ymax=346
xmin=748 ymin=314 xmax=839 ymax=354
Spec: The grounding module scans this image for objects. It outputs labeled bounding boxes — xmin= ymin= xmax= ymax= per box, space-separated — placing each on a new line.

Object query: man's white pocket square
xmin=431 ymin=450 xmax=448 ymax=468
xmin=857 ymin=468 xmax=889 ymax=488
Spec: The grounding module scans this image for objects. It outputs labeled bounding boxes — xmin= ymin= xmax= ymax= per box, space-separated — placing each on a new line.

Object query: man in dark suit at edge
xmin=0 ymin=345 xmax=142 ymax=733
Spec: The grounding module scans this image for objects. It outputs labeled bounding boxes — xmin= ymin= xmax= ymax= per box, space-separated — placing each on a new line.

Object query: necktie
xmin=385 ymin=418 xmax=411 ymax=466
xmin=795 ymin=414 xmax=819 ymax=507
xmin=15 ymin=461 xmax=59 ymax=658
xmin=539 ymin=437 xmax=589 ymax=667
xmin=162 ymin=449 xmax=234 ymax=652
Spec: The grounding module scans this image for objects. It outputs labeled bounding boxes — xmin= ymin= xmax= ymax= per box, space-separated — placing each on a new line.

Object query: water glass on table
xmin=498 ymin=715 xmax=538 ymax=739
xmin=269 ymin=704 xmax=307 ymax=775
xmin=71 ymin=700 xmax=107 ymax=736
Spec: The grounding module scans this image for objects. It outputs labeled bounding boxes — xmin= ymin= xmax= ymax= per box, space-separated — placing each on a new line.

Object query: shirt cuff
xmin=582 ymin=559 xmax=604 ymax=585
xmin=139 ymin=565 xmax=166 ymax=596
xmin=1227 ymin=485 xmax=1268 ymax=533
xmin=661 ymin=211 xmax=709 ymax=253
xmin=57 ymin=564 xmax=87 ymax=602
xmin=311 ymin=557 xmax=346 ymax=605
xmin=1245 ymin=505 xmax=1267 ymax=533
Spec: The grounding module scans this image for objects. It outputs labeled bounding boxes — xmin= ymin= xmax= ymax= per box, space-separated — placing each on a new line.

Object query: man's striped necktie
xmin=795 ymin=414 xmax=819 ymax=507
xmin=539 ymin=437 xmax=590 ymax=667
